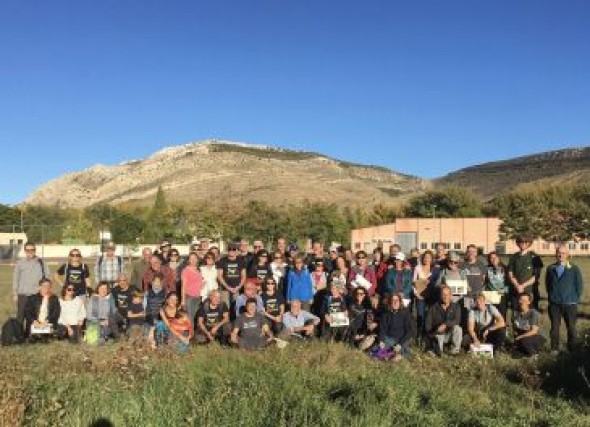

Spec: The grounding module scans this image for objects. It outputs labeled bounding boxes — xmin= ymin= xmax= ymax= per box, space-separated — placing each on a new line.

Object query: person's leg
xmin=185 ymin=297 xmax=197 ymax=331
xmin=416 ymin=299 xmax=426 ymax=342
xmin=69 ymin=325 xmax=81 ymax=343
xmin=108 ymin=316 xmax=120 ymax=339
xmin=518 ymin=335 xmax=546 ymax=356
xmin=548 ymin=303 xmax=561 ymax=351
xmin=434 ymin=334 xmax=445 ymax=355
xmin=17 ymin=295 xmax=28 ymax=333
xmin=450 ymin=326 xmax=462 ymax=353
xmin=563 ymin=304 xmax=578 ymax=352
xmin=55 ymin=324 xmax=67 ymax=340
xmin=495 ymin=295 xmax=507 ymax=320
xmin=532 ymin=283 xmax=541 ymax=311
xmin=486 ymin=327 xmax=506 ymax=352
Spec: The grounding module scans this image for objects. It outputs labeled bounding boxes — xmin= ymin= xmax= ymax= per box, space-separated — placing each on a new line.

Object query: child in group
xmin=126 ymin=290 xmax=146 ymax=344
xmin=145 ymin=273 xmax=167 ymax=349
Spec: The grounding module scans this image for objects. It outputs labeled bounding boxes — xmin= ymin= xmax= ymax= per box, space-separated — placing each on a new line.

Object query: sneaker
xmin=360 ymin=335 xmax=376 ymax=351
xmin=450 ymin=348 xmax=461 ymax=355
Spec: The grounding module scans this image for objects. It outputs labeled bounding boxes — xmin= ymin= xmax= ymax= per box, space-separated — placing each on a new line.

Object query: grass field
xmin=1 ymin=257 xmax=590 ymax=426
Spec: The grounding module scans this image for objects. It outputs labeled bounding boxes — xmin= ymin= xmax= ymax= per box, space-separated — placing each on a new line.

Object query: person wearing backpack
xmin=463 ymin=293 xmax=506 ymax=352
xmin=12 ymin=242 xmax=51 ymax=331
xmin=55 ymin=249 xmax=91 ymax=301
xmin=94 ymin=242 xmax=124 ymax=289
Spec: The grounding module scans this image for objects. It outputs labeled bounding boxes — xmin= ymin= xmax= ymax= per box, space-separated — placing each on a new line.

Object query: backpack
xmin=1 ymin=318 xmax=25 ymax=346
xmin=85 ymin=321 xmax=100 ymax=345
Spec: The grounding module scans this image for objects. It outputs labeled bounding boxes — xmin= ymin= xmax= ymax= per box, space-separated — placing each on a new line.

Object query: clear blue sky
xmin=1 ymin=0 xmax=588 ymax=205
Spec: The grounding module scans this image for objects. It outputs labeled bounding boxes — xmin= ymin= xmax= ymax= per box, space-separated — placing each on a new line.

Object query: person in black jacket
xmin=426 ymin=285 xmax=462 ymax=356
xmin=24 ymin=278 xmax=60 ymax=339
xmin=377 ymin=293 xmax=413 ymax=358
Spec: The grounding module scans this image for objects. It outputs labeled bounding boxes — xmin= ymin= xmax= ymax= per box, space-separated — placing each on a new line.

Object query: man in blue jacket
xmin=546 ymin=245 xmax=584 ymax=353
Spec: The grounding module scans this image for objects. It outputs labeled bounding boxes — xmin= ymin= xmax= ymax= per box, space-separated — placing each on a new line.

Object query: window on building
xmin=445 ymin=243 xmax=451 ymax=249
xmin=430 ymin=243 xmax=438 ymax=250
xmin=420 ymin=242 xmax=428 ymax=250
xmin=569 ymin=243 xmax=577 ymax=250
xmin=542 ymin=242 xmax=550 ymax=250
xmin=581 ymin=243 xmax=589 ymax=251
xmin=454 ymin=243 xmax=462 ymax=250
xmin=354 ymin=242 xmax=361 ymax=250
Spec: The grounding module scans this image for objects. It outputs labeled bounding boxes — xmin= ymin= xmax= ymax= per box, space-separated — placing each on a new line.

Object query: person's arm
xmin=77 ymin=299 xmax=87 ymax=326
xmin=230 ymin=325 xmax=240 ymax=344
xmin=54 ymin=265 xmax=65 ymax=285
xmin=574 ymin=266 xmax=584 ymax=303
xmin=181 ymin=270 xmax=188 ymax=307
xmin=217 ymin=268 xmax=231 ymax=292
xmin=515 ymin=324 xmax=539 ymax=340
xmin=446 ymin=305 xmax=461 ymax=328
xmin=159 ymin=308 xmax=182 ymax=340
xmin=12 ymin=262 xmax=20 ymax=302
xmin=467 ymin=315 xmax=479 ymax=346
xmin=197 ymin=316 xmax=209 ymax=336
xmin=237 ymin=267 xmax=246 ymax=292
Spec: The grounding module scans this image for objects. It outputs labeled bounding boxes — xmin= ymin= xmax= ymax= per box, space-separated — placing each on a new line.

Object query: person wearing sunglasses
xmin=217 ymin=243 xmax=246 ymax=307
xmin=55 ymin=249 xmax=91 ymax=301
xmin=348 ymin=251 xmax=377 ymax=298
xmin=167 ymin=248 xmax=184 ymax=295
xmin=57 ymin=283 xmax=86 ymax=343
xmin=13 ymin=242 xmax=51 ymax=332
xmin=269 ymin=251 xmax=287 ymax=296
xmin=262 ymin=277 xmax=285 ymax=334
xmin=348 ymin=287 xmax=378 ymax=349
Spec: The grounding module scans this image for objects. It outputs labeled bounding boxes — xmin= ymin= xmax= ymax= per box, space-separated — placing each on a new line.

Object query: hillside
xmin=25 ymin=140 xmax=426 ymax=208
xmin=435 ymin=147 xmax=590 ymax=199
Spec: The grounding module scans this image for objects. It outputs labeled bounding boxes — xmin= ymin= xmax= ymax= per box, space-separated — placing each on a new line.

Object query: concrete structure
xmin=0 ymin=232 xmax=27 ymax=246
xmin=351 ymin=218 xmax=590 ymax=256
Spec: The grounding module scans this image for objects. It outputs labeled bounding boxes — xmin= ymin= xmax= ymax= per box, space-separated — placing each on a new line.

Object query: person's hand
xmin=67 ymin=326 xmax=74 ymax=336
xmin=230 ymin=334 xmax=238 ymax=344
xmin=437 ymin=324 xmax=447 ymax=334
xmin=472 ymin=338 xmax=481 ymax=348
xmin=393 ymin=344 xmax=402 ymax=353
xmin=206 ymin=332 xmax=214 ymax=342
xmin=303 ymin=325 xmax=315 ymax=334
xmin=181 ymin=336 xmax=190 ymax=345
xmin=32 ymin=320 xmax=41 ymax=328
xmin=211 ymin=325 xmax=219 ymax=335
xmin=482 ymin=329 xmax=489 ymax=340
xmin=326 ymin=315 xmax=333 ymax=325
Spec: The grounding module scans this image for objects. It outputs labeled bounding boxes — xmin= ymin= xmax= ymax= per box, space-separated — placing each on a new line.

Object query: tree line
xmin=1 ymin=184 xmax=589 ymax=246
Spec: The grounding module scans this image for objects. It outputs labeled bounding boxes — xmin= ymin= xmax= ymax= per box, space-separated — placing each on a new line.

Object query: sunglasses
xmin=357 ymin=256 xmax=366 ymax=260
xmin=66 ymin=287 xmax=75 ymax=292
xmin=70 ymin=253 xmax=81 ymax=257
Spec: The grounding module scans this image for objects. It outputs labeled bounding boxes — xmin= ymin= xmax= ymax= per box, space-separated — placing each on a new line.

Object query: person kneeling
xmin=376 ymin=293 xmax=412 ymax=359
xmin=464 ymin=293 xmax=506 ymax=353
xmin=321 ymin=283 xmax=349 ymax=342
xmin=231 ymin=298 xmax=274 ymax=350
xmin=426 ymin=285 xmax=462 ymax=356
xmin=86 ymin=281 xmax=119 ymax=343
xmin=56 ymin=284 xmax=86 ymax=343
xmin=25 ymin=278 xmax=60 ymax=342
xmin=279 ymin=300 xmax=320 ymax=341
xmin=195 ymin=290 xmax=231 ymax=345
xmin=155 ymin=292 xmax=193 ymax=352
xmin=513 ymin=293 xmax=546 ymax=357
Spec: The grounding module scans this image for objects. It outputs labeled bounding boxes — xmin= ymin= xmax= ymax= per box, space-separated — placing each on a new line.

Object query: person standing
xmin=13 ymin=242 xmax=51 ymax=331
xmin=130 ymin=247 xmax=153 ymax=289
xmin=217 ymin=243 xmax=246 ymax=306
xmin=55 ymin=249 xmax=91 ymax=300
xmin=545 ymin=245 xmax=584 ymax=353
xmin=95 ymin=242 xmax=125 ymax=289
xmin=508 ymin=234 xmax=543 ymax=311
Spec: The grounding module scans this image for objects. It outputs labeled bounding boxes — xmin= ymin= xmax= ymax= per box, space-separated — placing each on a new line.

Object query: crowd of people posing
xmin=9 ymin=234 xmax=584 ymax=359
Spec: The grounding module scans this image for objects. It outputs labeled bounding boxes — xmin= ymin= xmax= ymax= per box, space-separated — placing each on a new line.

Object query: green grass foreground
xmin=1 ymin=340 xmax=590 ymax=426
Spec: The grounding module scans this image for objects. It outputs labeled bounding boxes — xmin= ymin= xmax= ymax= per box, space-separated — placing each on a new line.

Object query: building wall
xmin=351 ymin=218 xmax=590 ymax=256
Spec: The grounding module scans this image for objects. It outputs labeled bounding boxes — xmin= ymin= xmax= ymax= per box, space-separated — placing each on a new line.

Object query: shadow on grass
xmin=539 ymin=345 xmax=590 ymax=401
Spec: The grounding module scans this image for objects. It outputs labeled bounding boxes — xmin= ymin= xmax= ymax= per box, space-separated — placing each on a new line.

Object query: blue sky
xmin=1 ymin=0 xmax=588 ymax=205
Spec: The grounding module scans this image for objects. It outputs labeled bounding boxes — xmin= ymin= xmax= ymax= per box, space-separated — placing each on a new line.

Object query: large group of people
xmin=9 ymin=234 xmax=584 ymax=359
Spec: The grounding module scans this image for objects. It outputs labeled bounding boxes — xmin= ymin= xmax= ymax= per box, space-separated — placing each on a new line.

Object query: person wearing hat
xmin=382 ymin=252 xmax=413 ymax=308
xmin=95 ymin=242 xmax=124 ymax=290
xmin=508 ymin=234 xmax=543 ymax=311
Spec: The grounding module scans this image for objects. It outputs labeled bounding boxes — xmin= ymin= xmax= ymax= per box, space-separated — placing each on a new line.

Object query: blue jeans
xmin=381 ymin=337 xmax=411 ymax=358
xmin=155 ymin=321 xmax=190 ymax=353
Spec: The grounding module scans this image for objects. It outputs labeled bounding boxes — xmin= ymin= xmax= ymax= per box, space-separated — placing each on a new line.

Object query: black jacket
xmin=24 ymin=293 xmax=60 ymax=330
xmin=378 ymin=307 xmax=413 ymax=345
xmin=425 ymin=302 xmax=461 ymax=335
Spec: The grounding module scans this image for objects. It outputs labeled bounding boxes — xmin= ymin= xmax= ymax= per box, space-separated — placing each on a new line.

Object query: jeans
xmin=516 ymin=334 xmax=546 ymax=356
xmin=184 ymin=296 xmax=202 ymax=330
xmin=463 ymin=327 xmax=506 ymax=351
xmin=56 ymin=324 xmax=81 ymax=343
xmin=16 ymin=294 xmax=31 ymax=333
xmin=381 ymin=336 xmax=411 ymax=358
xmin=549 ymin=303 xmax=578 ymax=351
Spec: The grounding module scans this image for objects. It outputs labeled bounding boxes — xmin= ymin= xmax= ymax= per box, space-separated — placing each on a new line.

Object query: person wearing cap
xmin=217 ymin=243 xmax=247 ymax=307
xmin=545 ymin=245 xmax=584 ymax=353
xmin=95 ymin=243 xmax=125 ymax=289
xmin=382 ymin=252 xmax=413 ymax=307
xmin=508 ymin=233 xmax=543 ymax=311
xmin=348 ymin=251 xmax=377 ymax=298
xmin=464 ymin=293 xmax=506 ymax=352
